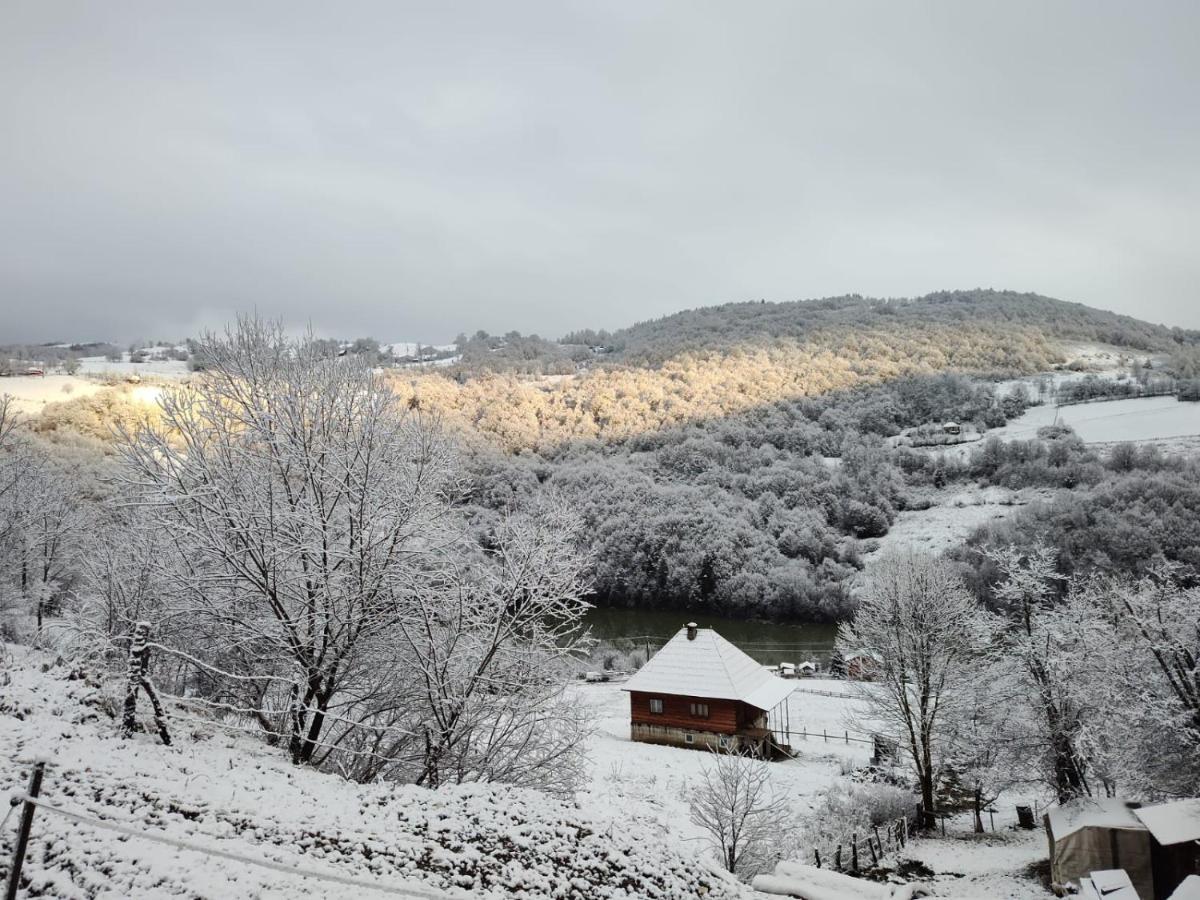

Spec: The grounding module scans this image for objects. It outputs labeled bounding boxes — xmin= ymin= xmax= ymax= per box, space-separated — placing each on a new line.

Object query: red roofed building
xmin=622 ymin=622 xmax=794 ymax=758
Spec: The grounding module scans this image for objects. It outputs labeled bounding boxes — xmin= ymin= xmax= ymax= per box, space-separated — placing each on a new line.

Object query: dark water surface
xmin=582 ymin=606 xmax=839 ymax=665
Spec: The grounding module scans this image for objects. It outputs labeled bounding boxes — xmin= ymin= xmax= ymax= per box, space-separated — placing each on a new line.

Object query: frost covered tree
xmin=1069 ymin=569 xmax=1200 ymax=797
xmin=989 ymin=547 xmax=1094 ymax=803
xmin=116 ymin=317 xmax=593 ymax=787
xmin=118 ymin=318 xmax=464 ymax=764
xmin=689 ymin=750 xmax=789 ymax=876
xmin=839 ymin=551 xmax=995 ymax=825
xmin=401 ymin=500 xmax=593 ymax=794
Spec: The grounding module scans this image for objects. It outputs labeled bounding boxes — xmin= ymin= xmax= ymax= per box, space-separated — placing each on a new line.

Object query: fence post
xmin=873 ymin=824 xmax=882 ymax=857
xmin=823 ymin=729 xmax=827 ymax=743
xmin=5 ymin=760 xmax=46 ymax=900
xmin=814 ymin=848 xmax=821 ymax=869
xmin=851 ymin=833 xmax=859 ymax=873
xmin=844 ymin=730 xmax=848 ymax=744
xmin=835 ymin=844 xmax=842 ymax=871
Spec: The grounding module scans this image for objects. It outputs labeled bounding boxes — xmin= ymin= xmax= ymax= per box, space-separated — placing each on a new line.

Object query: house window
xmin=719 ymin=736 xmax=731 ymax=750
xmin=648 ymin=698 xmax=663 ymax=714
xmin=684 ymin=733 xmax=694 ymax=744
xmin=689 ymin=702 xmax=709 ymax=719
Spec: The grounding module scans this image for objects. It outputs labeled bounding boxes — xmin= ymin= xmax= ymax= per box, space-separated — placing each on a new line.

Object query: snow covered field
xmin=0 ymin=375 xmax=106 ymax=415
xmin=0 ymin=650 xmax=1056 ymax=899
xmin=577 ymin=681 xmax=1053 ymax=898
xmin=75 ymin=354 xmax=191 ymax=378
xmin=990 ymin=395 xmax=1200 ymax=445
xmin=868 ymin=486 xmax=1057 ymax=559
xmin=0 ymin=648 xmax=737 ymax=899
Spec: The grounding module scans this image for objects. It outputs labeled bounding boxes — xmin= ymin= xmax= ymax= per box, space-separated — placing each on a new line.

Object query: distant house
xmin=844 ymin=651 xmax=881 ymax=681
xmin=796 ymin=661 xmax=818 ymax=678
xmin=942 ymin=421 xmax=962 ymax=435
xmin=23 ymin=367 xmax=45 ymax=377
xmin=623 ymin=623 xmax=795 ymax=758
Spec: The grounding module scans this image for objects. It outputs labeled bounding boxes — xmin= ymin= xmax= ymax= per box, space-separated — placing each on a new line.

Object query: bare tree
xmin=839 ymin=551 xmax=995 ymax=826
xmin=689 ymin=750 xmax=789 ymax=876
xmin=1070 ymin=568 xmax=1200 ymax=797
xmin=400 ymin=499 xmax=594 ymax=794
xmin=989 ymin=546 xmax=1094 ymax=803
xmin=113 ymin=317 xmax=594 ymax=790
xmin=118 ymin=317 xmax=461 ymax=764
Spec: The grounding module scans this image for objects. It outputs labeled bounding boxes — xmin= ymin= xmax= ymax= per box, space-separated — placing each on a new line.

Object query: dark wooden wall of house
xmin=629 ymin=691 xmax=753 ymax=734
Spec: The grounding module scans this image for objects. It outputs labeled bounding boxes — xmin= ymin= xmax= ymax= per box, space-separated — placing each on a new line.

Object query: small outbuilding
xmin=942 ymin=421 xmax=962 ymax=435
xmin=623 ymin=623 xmax=795 ymax=758
xmin=1045 ymin=799 xmax=1155 ymax=900
xmin=1133 ymin=800 xmax=1200 ymax=899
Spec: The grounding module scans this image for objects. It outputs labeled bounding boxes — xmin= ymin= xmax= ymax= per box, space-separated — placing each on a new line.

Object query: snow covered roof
xmin=1133 ymin=799 xmax=1200 ymax=846
xmin=1080 ymin=869 xmax=1138 ymax=900
xmin=623 ymin=626 xmax=795 ymax=710
xmin=1169 ymin=875 xmax=1200 ymax=900
xmin=1047 ymin=799 xmax=1147 ymax=839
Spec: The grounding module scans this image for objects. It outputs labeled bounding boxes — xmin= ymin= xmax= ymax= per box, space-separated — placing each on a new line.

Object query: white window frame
xmin=684 ymin=733 xmax=694 ymax=744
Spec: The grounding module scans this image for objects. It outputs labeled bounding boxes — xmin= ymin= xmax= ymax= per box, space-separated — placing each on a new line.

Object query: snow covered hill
xmin=0 ymin=649 xmax=737 ymax=899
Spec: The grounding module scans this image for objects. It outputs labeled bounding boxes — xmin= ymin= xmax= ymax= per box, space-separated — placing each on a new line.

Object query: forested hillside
xmin=582 ymin=289 xmax=1199 ymax=362
xmin=16 ymin=291 xmax=1200 ymax=624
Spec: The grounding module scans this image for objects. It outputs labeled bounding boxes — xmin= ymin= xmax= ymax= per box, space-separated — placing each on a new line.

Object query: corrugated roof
xmin=1047 ymin=799 xmax=1146 ymax=840
xmin=622 ymin=626 xmax=795 ymax=710
xmin=1133 ymin=800 xmax=1200 ymax=846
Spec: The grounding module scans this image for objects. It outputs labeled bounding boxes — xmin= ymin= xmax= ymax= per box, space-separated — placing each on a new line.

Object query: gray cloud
xmin=2 ymin=0 xmax=1198 ymax=343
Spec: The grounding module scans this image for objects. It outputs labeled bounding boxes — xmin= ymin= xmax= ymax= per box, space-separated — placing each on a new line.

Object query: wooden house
xmin=623 ymin=623 xmax=795 ymax=758
xmin=844 ymin=651 xmax=881 ymax=681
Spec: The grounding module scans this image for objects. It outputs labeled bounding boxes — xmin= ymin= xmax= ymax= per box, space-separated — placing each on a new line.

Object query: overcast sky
xmin=1 ymin=1 xmax=1198 ymax=344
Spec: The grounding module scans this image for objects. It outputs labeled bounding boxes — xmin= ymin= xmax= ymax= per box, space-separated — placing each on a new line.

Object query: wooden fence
xmin=811 ymin=816 xmax=909 ymax=873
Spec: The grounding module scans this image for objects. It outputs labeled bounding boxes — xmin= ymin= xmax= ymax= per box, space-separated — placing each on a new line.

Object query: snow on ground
xmin=867 ymin=487 xmax=1058 ymax=559
xmin=576 ymin=680 xmax=872 ymax=848
xmin=899 ymin=821 xmax=1051 ymax=899
xmin=992 ymin=395 xmax=1200 ymax=445
xmin=0 ymin=375 xmax=107 ymax=416
xmin=1 ymin=374 xmax=168 ymax=418
xmin=0 ymin=648 xmax=738 ymax=900
xmin=73 ymin=353 xmax=191 ymax=378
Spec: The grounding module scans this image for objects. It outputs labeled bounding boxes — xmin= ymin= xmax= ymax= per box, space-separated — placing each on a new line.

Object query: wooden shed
xmin=1045 ymin=799 xmax=1154 ymax=900
xmin=1134 ymin=800 xmax=1200 ymax=899
xmin=623 ymin=623 xmax=794 ymax=758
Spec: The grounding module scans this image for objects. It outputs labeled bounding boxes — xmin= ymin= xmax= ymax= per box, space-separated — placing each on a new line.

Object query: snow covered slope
xmin=0 ymin=649 xmax=737 ymax=899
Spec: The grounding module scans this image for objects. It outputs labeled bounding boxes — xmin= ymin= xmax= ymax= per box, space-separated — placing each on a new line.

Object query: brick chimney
xmin=686 ymin=622 xmax=698 ymax=640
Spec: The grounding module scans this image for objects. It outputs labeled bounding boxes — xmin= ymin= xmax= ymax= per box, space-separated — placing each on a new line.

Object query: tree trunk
xmin=973 ymin=787 xmax=984 ymax=834
xmin=121 ymin=621 xmax=150 ymax=737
